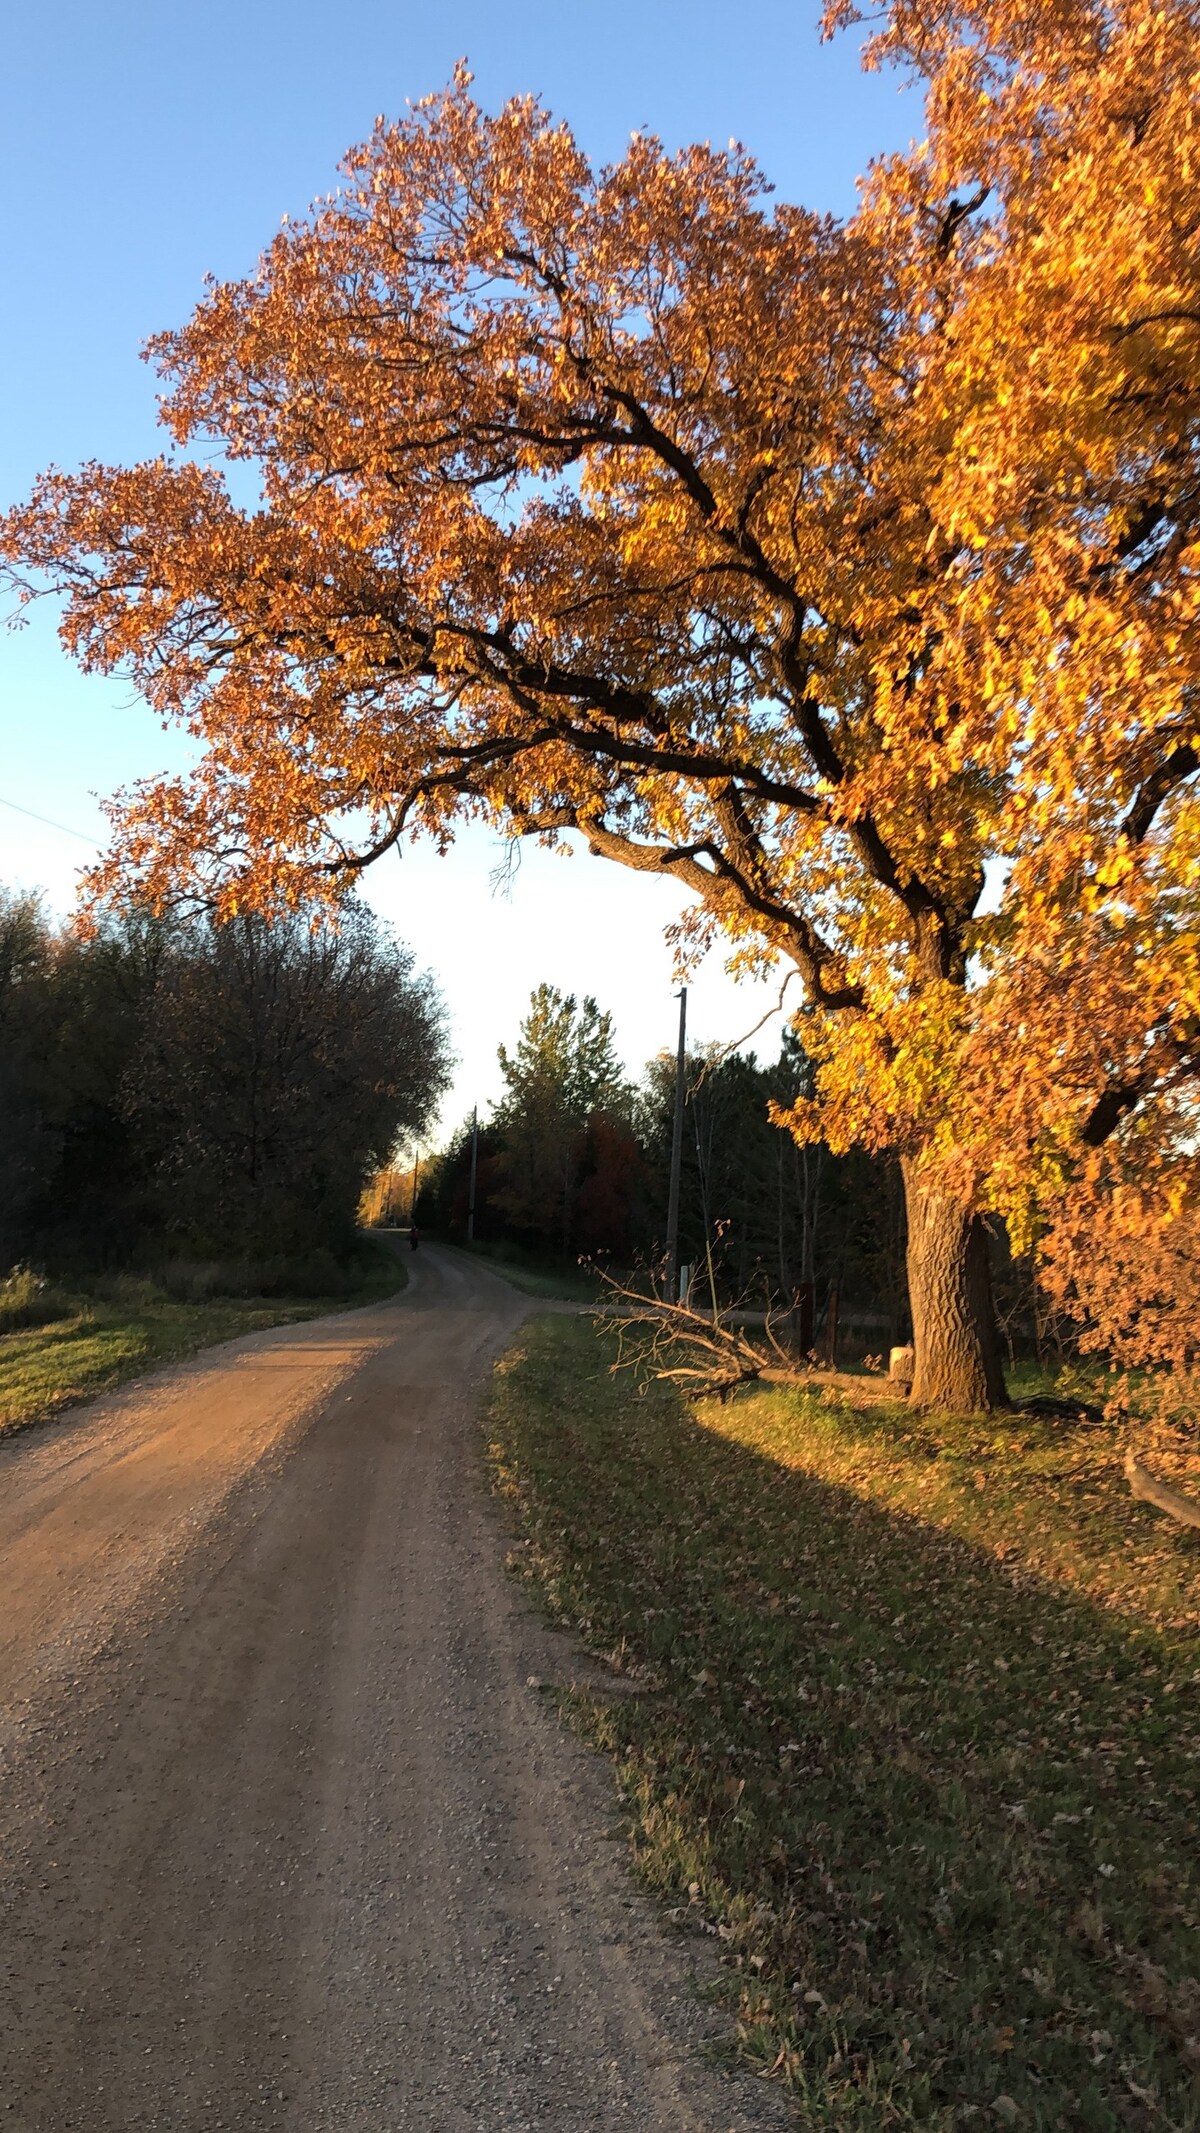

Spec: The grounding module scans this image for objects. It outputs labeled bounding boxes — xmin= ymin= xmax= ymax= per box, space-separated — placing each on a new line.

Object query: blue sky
xmin=0 ymin=1 xmax=917 ymax=1134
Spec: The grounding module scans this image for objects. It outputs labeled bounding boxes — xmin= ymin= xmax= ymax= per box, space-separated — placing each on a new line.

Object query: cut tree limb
xmin=1124 ymin=1450 xmax=1200 ymax=1529
xmin=596 ymin=1275 xmax=817 ymax=1399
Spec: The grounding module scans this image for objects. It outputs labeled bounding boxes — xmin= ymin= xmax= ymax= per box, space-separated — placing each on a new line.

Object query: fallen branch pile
xmin=597 ymin=1275 xmax=821 ymax=1400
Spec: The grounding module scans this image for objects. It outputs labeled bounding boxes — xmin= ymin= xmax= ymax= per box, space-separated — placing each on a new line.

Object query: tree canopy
xmin=5 ymin=0 xmax=1198 ymax=1405
xmin=0 ymin=894 xmax=449 ymax=1266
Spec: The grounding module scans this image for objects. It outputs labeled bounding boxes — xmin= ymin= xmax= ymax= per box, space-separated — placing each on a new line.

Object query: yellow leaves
xmin=1094 ymin=845 xmax=1134 ymax=893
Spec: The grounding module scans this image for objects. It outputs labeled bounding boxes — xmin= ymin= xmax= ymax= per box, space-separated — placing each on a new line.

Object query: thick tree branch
xmin=1125 ymin=1451 xmax=1200 ymax=1529
xmin=513 ymin=804 xmax=865 ymax=1011
xmin=1121 ymin=743 xmax=1199 ymax=845
xmin=1081 ymin=1074 xmax=1153 ymax=1147
xmin=934 ymin=187 xmax=989 ymax=257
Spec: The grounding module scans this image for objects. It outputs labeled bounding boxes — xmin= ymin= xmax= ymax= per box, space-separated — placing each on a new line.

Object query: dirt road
xmin=0 ymin=1248 xmax=787 ymax=2132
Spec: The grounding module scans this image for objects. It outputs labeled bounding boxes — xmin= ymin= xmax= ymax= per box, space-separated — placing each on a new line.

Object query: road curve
xmin=0 ymin=1246 xmax=787 ymax=2132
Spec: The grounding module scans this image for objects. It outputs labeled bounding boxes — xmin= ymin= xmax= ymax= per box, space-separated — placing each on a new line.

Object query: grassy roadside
xmin=443 ymin=1238 xmax=601 ymax=1302
xmin=487 ymin=1315 xmax=1200 ymax=2130
xmin=0 ymin=1242 xmax=407 ymax=1443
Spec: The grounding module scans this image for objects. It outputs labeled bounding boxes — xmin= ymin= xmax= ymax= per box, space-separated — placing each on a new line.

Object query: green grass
xmin=0 ymin=1243 xmax=407 ymax=1441
xmin=444 ymin=1238 xmax=602 ymax=1302
xmin=487 ymin=1316 xmax=1200 ymax=2130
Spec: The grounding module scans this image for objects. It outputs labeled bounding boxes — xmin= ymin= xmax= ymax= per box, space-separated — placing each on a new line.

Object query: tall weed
xmin=0 ymin=1266 xmax=72 ymax=1336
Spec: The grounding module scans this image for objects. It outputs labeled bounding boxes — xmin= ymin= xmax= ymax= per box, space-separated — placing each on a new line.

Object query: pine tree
xmin=493 ymin=986 xmax=627 ymax=1252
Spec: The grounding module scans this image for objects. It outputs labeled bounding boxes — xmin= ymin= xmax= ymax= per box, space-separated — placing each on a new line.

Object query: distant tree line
xmin=419 ymin=985 xmax=907 ymax=1346
xmin=0 ymin=888 xmax=450 ymax=1277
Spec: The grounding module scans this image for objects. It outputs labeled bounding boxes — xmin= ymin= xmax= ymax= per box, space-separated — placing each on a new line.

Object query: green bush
xmin=157 ymin=1259 xmax=224 ymax=1304
xmin=89 ymin=1272 xmax=166 ymax=1310
xmin=0 ymin=1266 xmax=72 ymax=1335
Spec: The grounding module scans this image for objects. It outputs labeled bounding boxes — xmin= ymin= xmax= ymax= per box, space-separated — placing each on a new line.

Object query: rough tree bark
xmin=902 ymin=1161 xmax=1008 ymax=1411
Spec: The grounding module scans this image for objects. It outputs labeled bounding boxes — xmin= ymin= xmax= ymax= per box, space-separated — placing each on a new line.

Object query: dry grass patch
xmin=0 ymin=1244 xmax=407 ymax=1440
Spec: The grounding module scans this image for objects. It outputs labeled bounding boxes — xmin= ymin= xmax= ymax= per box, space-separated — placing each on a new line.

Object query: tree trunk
xmin=902 ymin=1161 xmax=1008 ymax=1411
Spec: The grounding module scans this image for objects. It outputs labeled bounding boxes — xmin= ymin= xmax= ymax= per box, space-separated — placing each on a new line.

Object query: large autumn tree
xmin=4 ymin=0 xmax=1199 ymax=1408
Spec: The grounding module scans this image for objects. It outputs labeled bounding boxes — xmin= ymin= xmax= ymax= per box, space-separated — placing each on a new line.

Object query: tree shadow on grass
xmin=494 ymin=1324 xmax=1200 ymax=2130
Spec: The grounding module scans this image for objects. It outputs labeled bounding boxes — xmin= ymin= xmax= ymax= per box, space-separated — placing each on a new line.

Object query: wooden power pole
xmin=466 ymin=1107 xmax=478 ymax=1242
xmin=664 ymin=986 xmax=687 ymax=1302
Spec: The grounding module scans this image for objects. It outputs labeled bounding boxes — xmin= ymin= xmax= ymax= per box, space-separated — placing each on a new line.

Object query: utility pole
xmin=466 ymin=1106 xmax=478 ymax=1242
xmin=664 ymin=986 xmax=687 ymax=1302
xmin=410 ymin=1147 xmax=420 ymax=1223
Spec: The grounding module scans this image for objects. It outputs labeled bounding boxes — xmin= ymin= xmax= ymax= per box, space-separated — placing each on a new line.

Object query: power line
xmin=0 ymin=794 xmax=100 ymax=846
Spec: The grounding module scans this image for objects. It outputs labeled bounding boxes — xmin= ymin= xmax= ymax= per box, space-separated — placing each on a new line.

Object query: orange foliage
xmin=1040 ymin=1124 xmax=1200 ymax=1374
xmin=4 ymin=2 xmax=1199 ymax=1255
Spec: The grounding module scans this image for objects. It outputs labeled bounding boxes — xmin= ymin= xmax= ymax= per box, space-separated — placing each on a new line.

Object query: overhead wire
xmin=0 ymin=794 xmax=100 ymax=845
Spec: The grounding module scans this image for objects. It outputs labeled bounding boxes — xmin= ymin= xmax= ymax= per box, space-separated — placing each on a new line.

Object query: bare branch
xmin=596 ymin=1270 xmax=821 ymax=1400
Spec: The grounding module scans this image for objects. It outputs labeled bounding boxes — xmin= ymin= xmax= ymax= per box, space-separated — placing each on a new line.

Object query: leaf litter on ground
xmin=488 ymin=1317 xmax=1200 ymax=2130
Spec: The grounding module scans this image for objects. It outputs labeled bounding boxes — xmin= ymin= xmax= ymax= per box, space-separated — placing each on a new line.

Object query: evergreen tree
xmin=493 ymin=985 xmax=628 ymax=1253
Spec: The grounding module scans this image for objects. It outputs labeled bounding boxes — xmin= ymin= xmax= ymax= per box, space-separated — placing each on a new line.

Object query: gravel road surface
xmin=0 ymin=1247 xmax=790 ymax=2132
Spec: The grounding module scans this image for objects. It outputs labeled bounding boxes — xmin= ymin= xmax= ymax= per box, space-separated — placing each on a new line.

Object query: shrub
xmin=0 ymin=1265 xmax=72 ymax=1335
xmin=157 ymin=1248 xmax=351 ymax=1302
